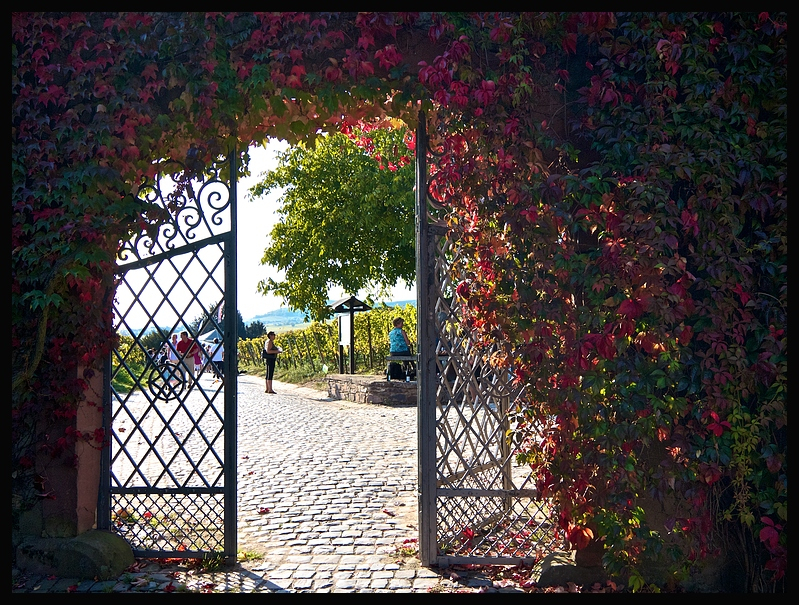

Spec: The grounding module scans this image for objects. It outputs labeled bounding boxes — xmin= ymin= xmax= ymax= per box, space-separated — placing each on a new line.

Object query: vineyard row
xmin=237 ymin=304 xmax=417 ymax=374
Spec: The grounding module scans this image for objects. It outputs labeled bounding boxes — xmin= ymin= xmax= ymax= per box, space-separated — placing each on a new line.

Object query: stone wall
xmin=326 ymin=374 xmax=417 ymax=406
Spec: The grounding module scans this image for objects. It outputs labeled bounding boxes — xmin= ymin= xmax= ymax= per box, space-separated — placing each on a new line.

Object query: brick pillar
xmin=28 ymin=366 xmax=104 ymax=538
xmin=75 ymin=365 xmax=104 ymax=534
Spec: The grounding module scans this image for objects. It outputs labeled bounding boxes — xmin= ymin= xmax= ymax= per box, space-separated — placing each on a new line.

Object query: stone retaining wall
xmin=326 ymin=373 xmax=417 ymax=406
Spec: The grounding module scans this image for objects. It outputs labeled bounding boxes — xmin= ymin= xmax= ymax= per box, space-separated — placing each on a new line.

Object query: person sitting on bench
xmin=388 ymin=317 xmax=415 ymax=380
xmin=389 ymin=317 xmax=412 ymax=356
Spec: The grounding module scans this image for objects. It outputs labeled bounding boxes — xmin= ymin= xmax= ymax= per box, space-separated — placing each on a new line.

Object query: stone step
xmin=326 ymin=374 xmax=417 ymax=406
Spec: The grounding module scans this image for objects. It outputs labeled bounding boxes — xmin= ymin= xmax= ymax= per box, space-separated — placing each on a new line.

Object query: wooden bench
xmin=385 ymin=354 xmax=417 ymax=381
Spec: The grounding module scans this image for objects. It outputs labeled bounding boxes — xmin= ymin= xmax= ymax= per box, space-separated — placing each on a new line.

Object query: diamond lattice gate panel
xmin=99 ymin=154 xmax=238 ymax=558
xmin=415 ymin=113 xmax=564 ymax=567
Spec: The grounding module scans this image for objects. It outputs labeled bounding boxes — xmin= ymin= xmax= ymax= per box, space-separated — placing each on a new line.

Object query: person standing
xmin=263 ymin=331 xmax=281 ymax=394
xmin=203 ymin=344 xmax=213 ymax=377
xmin=144 ymin=347 xmax=158 ymax=376
xmin=167 ymin=333 xmax=179 ymax=363
xmin=211 ymin=337 xmax=224 ymax=383
xmin=176 ymin=330 xmax=200 ymax=384
xmin=193 ymin=345 xmax=203 ymax=379
xmin=166 ymin=333 xmax=180 ymax=386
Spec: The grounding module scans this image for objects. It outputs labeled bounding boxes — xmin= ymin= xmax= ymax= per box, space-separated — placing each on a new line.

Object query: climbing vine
xmin=414 ymin=12 xmax=787 ymax=589
xmin=12 ymin=12 xmax=786 ymax=590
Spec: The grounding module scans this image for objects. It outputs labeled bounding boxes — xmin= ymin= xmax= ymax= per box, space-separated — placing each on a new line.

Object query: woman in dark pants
xmin=263 ymin=331 xmax=281 ymax=393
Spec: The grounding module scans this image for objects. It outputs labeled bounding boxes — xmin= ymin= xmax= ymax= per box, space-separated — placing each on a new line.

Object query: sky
xmin=237 ymin=140 xmax=415 ymax=322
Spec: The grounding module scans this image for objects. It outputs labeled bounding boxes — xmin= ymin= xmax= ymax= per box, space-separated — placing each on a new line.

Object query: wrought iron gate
xmin=415 ymin=112 xmax=563 ymax=567
xmin=99 ymin=152 xmax=238 ymax=558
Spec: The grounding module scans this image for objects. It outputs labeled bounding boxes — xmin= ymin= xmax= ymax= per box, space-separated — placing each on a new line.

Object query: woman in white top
xmin=211 ymin=338 xmax=224 ymax=382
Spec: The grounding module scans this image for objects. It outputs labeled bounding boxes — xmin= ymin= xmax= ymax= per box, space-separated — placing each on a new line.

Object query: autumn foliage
xmin=12 ymin=12 xmax=786 ymax=590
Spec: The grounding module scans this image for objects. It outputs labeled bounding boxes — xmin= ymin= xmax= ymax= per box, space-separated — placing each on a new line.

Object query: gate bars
xmin=99 ymin=152 xmax=238 ymax=558
xmin=415 ymin=112 xmax=563 ymax=567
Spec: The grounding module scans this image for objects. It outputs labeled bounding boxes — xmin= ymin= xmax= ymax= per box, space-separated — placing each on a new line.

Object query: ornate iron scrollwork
xmin=146 ymin=361 xmax=186 ymax=401
xmin=118 ymin=157 xmax=232 ymax=266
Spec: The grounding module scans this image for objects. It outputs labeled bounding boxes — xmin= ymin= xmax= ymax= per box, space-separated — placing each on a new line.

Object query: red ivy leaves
xmin=759 ymin=517 xmax=786 ymax=581
xmin=731 ymin=283 xmax=751 ymax=305
xmin=702 ymin=411 xmax=731 ymax=438
xmin=374 ymin=44 xmax=402 ymax=70
xmin=759 ymin=517 xmax=781 ymax=550
xmin=618 ymin=298 xmax=644 ymax=319
xmin=567 ymin=525 xmax=594 ymax=551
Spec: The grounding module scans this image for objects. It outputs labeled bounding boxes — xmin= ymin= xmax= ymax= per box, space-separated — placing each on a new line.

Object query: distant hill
xmin=118 ymin=300 xmax=417 ymax=335
xmin=246 ymin=307 xmax=308 ymax=329
xmin=245 ymin=299 xmax=415 ymax=327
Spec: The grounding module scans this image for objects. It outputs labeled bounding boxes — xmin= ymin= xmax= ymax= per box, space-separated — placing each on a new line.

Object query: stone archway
xmin=16 ymin=14 xmax=787 ymax=590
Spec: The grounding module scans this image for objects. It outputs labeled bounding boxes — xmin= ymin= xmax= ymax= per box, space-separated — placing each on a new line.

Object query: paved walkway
xmin=14 ymin=374 xmax=498 ymax=593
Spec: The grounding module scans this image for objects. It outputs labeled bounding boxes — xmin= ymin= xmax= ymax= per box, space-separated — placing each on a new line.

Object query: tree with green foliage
xmin=246 ymin=320 xmax=267 ymax=339
xmin=248 ymin=124 xmax=415 ymax=321
xmin=139 ymin=330 xmax=166 ymax=353
xmin=188 ymin=300 xmax=223 ymax=336
xmin=187 ymin=301 xmax=246 ymax=341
